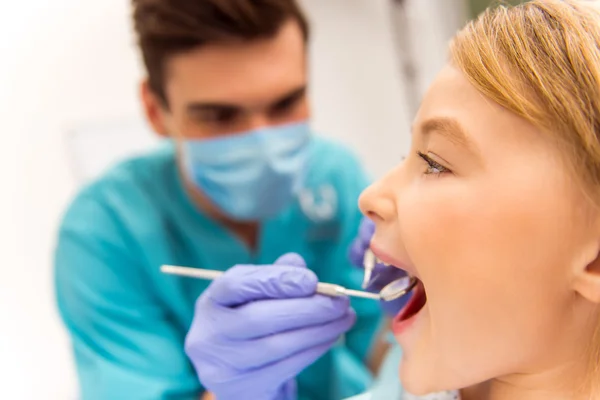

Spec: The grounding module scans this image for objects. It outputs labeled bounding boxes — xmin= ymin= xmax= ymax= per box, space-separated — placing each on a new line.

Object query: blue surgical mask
xmin=182 ymin=121 xmax=312 ymax=221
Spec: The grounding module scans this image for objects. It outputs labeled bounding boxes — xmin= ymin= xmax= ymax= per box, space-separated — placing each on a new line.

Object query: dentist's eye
xmin=417 ymin=152 xmax=451 ymax=176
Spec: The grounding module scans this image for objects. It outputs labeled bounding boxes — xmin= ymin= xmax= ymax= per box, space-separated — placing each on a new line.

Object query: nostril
xmin=366 ymin=210 xmax=382 ymax=222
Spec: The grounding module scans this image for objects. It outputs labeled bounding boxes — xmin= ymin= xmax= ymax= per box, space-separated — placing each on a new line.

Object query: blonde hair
xmin=449 ymin=0 xmax=600 ymax=394
xmin=451 ymin=0 xmax=600 ymax=193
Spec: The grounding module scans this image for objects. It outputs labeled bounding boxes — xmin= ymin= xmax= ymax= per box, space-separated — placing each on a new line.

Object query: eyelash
xmin=417 ymin=152 xmax=450 ymax=176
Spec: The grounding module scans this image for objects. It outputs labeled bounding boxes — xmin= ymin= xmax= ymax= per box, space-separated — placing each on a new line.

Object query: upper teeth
xmin=376 ymin=256 xmax=391 ymax=267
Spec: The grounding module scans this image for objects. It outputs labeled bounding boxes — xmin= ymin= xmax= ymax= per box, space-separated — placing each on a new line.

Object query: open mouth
xmin=371 ymin=248 xmax=427 ymax=335
xmin=374 ymin=256 xmax=425 ymax=312
xmin=371 ymin=250 xmax=428 ymax=328
xmin=395 ymin=278 xmax=426 ymax=322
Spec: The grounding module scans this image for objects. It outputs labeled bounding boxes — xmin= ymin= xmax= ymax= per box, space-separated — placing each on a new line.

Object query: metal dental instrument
xmin=359 ymin=248 xmax=418 ymax=301
xmin=161 ymin=265 xmax=385 ymax=300
xmin=362 ymin=249 xmax=376 ymax=289
xmin=379 ymin=275 xmax=418 ymax=301
xmin=162 ymin=264 xmax=417 ymax=302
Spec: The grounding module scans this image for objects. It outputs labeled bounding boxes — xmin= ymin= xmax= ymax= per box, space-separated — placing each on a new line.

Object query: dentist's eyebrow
xmin=420 ymin=117 xmax=480 ymax=155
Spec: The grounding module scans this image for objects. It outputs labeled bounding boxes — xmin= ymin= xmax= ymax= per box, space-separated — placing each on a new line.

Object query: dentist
xmin=55 ymin=1 xmax=385 ymax=399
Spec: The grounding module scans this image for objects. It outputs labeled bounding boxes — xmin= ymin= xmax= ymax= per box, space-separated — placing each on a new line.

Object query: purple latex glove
xmin=348 ymin=217 xmax=412 ymax=316
xmin=185 ymin=253 xmax=356 ymax=400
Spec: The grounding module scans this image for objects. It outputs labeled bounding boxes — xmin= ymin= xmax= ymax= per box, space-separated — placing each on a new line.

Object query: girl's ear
xmin=574 ymin=242 xmax=600 ymax=304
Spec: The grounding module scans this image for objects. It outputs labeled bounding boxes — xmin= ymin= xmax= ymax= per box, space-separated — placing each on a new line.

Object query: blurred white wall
xmin=0 ymin=0 xmax=465 ymax=398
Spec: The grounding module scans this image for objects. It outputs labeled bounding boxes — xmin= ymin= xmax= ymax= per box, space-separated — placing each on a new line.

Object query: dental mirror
xmin=379 ymin=275 xmax=418 ymax=301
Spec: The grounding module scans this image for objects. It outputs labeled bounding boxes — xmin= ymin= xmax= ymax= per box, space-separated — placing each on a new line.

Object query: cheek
xmin=399 ymin=175 xmax=572 ymax=292
xmin=396 ymin=175 xmax=577 ymax=372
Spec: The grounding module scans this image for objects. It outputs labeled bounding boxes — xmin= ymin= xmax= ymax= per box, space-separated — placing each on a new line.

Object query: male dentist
xmin=55 ymin=1 xmax=384 ymax=399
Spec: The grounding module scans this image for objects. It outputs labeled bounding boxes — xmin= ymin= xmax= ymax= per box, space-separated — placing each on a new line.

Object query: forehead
xmin=414 ymin=65 xmax=549 ymax=157
xmin=164 ymin=21 xmax=307 ymax=105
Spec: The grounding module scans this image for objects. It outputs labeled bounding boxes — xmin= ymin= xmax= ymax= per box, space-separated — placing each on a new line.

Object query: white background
xmin=0 ymin=0 xmax=465 ymax=398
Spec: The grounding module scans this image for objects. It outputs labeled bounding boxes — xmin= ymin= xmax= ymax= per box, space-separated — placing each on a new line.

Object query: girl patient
xmin=359 ymin=0 xmax=600 ymax=399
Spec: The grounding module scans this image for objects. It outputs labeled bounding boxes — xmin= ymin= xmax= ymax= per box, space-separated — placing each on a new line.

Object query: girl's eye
xmin=417 ymin=152 xmax=451 ymax=175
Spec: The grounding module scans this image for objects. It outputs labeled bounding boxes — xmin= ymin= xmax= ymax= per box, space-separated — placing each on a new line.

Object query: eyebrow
xmin=420 ymin=117 xmax=478 ymax=154
xmin=186 ymin=85 xmax=307 ymax=114
xmin=270 ymin=87 xmax=307 ymax=110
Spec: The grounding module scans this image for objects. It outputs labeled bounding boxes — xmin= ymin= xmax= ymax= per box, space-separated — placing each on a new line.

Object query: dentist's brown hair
xmin=131 ymin=0 xmax=309 ymax=106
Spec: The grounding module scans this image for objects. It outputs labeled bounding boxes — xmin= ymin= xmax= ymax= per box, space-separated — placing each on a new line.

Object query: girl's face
xmin=359 ymin=65 xmax=600 ymax=395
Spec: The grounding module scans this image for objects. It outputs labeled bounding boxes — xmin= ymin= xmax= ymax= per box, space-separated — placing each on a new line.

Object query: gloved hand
xmin=185 ymin=253 xmax=356 ymax=400
xmin=348 ymin=217 xmax=412 ymax=316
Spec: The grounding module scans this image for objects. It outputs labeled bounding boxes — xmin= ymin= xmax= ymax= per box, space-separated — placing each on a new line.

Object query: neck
xmin=461 ymin=361 xmax=591 ymax=400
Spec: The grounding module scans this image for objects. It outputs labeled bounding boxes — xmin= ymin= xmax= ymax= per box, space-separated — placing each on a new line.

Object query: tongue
xmin=397 ymin=281 xmax=426 ymax=322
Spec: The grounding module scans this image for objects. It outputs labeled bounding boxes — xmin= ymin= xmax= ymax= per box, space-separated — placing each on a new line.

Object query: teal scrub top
xmin=345 ymin=342 xmax=403 ymax=400
xmin=55 ymin=137 xmax=383 ymax=400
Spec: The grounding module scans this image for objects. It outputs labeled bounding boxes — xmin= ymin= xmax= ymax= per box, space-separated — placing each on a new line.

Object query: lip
xmin=369 ymin=243 xmax=419 ymax=279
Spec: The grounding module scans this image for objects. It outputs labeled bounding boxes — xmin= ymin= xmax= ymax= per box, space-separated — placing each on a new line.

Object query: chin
xmin=399 ymin=358 xmax=460 ymax=396
xmin=399 ymin=359 xmax=438 ymax=396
